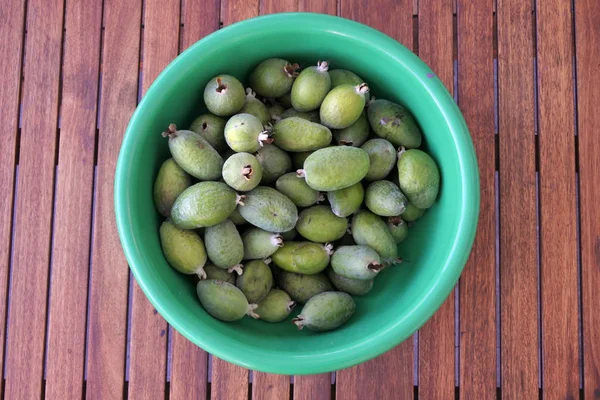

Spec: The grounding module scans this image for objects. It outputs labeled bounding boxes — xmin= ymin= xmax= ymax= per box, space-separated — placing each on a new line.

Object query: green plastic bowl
xmin=115 ymin=12 xmax=479 ymax=375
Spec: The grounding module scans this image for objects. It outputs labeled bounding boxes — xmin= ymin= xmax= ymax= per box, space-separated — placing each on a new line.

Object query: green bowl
xmin=115 ymin=12 xmax=479 ymax=375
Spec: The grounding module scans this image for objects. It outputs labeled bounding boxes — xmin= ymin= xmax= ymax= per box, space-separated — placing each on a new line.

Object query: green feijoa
xmin=238 ymin=186 xmax=298 ymax=233
xmin=277 ymin=92 xmax=293 ymax=108
xmin=222 ymin=152 xmax=263 ymax=192
xmin=205 ymin=219 xmax=244 ymax=269
xmin=320 ymin=83 xmax=369 ymax=129
xmin=248 ymin=58 xmax=299 ymax=98
xmin=280 ymin=228 xmax=298 ymax=241
xmin=236 ymin=259 xmax=273 ymax=303
xmin=196 ymin=280 xmax=258 ymax=322
xmin=242 ymin=227 xmax=284 ymax=260
xmin=367 ymin=98 xmax=422 ymax=148
xmin=271 ymin=241 xmax=333 ymax=275
xmin=280 ymin=108 xmax=321 ymax=123
xmin=204 ymin=263 xmax=236 ymax=284
xmin=365 ymin=180 xmax=408 ymax=217
xmin=361 ymin=138 xmax=397 ymax=181
xmin=299 ymin=146 xmax=370 ymax=191
xmin=397 ymin=148 xmax=440 ymax=209
xmin=387 ymin=216 xmax=408 ymax=243
xmin=329 ymin=69 xmax=371 ymax=102
xmin=255 ymin=144 xmax=292 ymax=184
xmin=272 ymin=117 xmax=332 ymax=152
xmin=229 ymin=207 xmax=247 ymax=225
xmin=275 ymin=172 xmax=323 ymax=207
xmin=327 ymin=182 xmax=364 ymax=218
xmin=189 ymin=113 xmax=227 ymax=152
xmin=291 ymin=61 xmax=331 ymax=112
xmin=401 ymin=200 xmax=425 ymax=222
xmin=291 ymin=151 xmax=314 ymax=170
xmin=292 ymin=291 xmax=355 ymax=332
xmin=333 ymin=111 xmax=369 ymax=147
xmin=276 ymin=270 xmax=333 ymax=304
xmin=351 ymin=210 xmax=398 ymax=262
xmin=326 ymin=268 xmax=374 ymax=296
xmin=153 ymin=158 xmax=191 ymax=217
xmin=240 ymin=88 xmax=271 ymax=126
xmin=330 ymin=245 xmax=384 ymax=280
xmin=171 ymin=181 xmax=242 ymax=229
xmin=267 ymin=103 xmax=286 ymax=121
xmin=255 ymin=289 xmax=296 ymax=323
xmin=296 ymin=205 xmax=348 ymax=243
xmin=160 ymin=220 xmax=207 ymax=277
xmin=203 ymin=75 xmax=245 ymax=117
xmin=224 ymin=113 xmax=272 ymax=153
xmin=162 ymin=124 xmax=224 ymax=181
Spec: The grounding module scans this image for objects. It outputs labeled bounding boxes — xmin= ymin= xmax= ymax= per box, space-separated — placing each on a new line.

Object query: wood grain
xmin=575 ymin=0 xmax=600 ymax=397
xmin=128 ymin=0 xmax=180 ymax=398
xmin=497 ymin=0 xmax=539 ymax=397
xmin=211 ymin=357 xmax=249 ymax=400
xmin=260 ymin=0 xmax=296 ymax=14
xmin=293 ymin=374 xmax=331 ymax=400
xmin=221 ymin=0 xmax=259 ymax=27
xmin=417 ymin=0 xmax=455 ymax=398
xmin=536 ymin=0 xmax=579 ymax=397
xmin=44 ymin=0 xmax=102 ymax=398
xmin=0 ymin=0 xmax=26 ymax=395
xmin=252 ymin=373 xmax=289 ymax=400
xmin=456 ymin=0 xmax=497 ymax=398
xmin=298 ymin=0 xmax=336 ymax=14
xmin=336 ymin=1 xmax=414 ymax=398
xmin=85 ymin=0 xmax=143 ymax=398
xmin=3 ymin=0 xmax=64 ymax=397
xmin=180 ymin=0 xmax=219 ymax=52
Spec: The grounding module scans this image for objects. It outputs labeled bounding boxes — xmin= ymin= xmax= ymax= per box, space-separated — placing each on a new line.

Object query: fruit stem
xmin=263 ymin=257 xmax=272 ymax=265
xmin=384 ymin=257 xmax=404 ymax=266
xmin=367 ymin=262 xmax=385 ymax=272
xmin=316 ymin=60 xmax=329 ymax=72
xmin=236 ymin=194 xmax=247 ymax=206
xmin=258 ymin=131 xmax=274 ymax=146
xmin=296 ymin=169 xmax=306 ymax=178
xmin=324 ymin=243 xmax=334 ymax=255
xmin=339 ymin=140 xmax=353 ymax=146
xmin=316 ymin=193 xmax=326 ymax=204
xmin=195 ymin=266 xmax=207 ymax=280
xmin=247 ymin=304 xmax=260 ymax=319
xmin=287 ymin=301 xmax=297 ymax=312
xmin=245 ymin=87 xmax=256 ymax=98
xmin=228 ymin=264 xmax=244 ymax=275
xmin=215 ymin=77 xmax=227 ymax=93
xmin=397 ymin=146 xmax=406 ymax=158
xmin=241 ymin=165 xmax=253 ymax=180
xmin=366 ymin=96 xmax=376 ymax=107
xmin=284 ymin=63 xmax=300 ymax=78
xmin=388 ymin=216 xmax=404 ymax=227
xmin=161 ymin=123 xmax=177 ymax=138
xmin=271 ymin=234 xmax=284 ymax=247
xmin=292 ymin=316 xmax=305 ymax=330
xmin=356 ymin=83 xmax=370 ymax=94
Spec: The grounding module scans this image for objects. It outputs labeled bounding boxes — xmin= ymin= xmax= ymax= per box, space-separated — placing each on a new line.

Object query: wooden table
xmin=1 ymin=0 xmax=598 ymax=398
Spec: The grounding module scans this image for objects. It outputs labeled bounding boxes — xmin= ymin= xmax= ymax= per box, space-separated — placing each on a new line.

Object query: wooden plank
xmin=44 ymin=0 xmax=103 ymax=398
xmin=221 ymin=0 xmax=259 ymax=27
xmin=260 ymin=0 xmax=296 ymax=14
xmin=416 ymin=0 xmax=455 ymax=398
xmin=3 ymin=0 xmax=64 ymax=397
xmin=0 ymin=0 xmax=26 ymax=395
xmin=456 ymin=0 xmax=497 ymax=398
xmin=252 ymin=373 xmax=289 ymax=400
xmin=293 ymin=375 xmax=331 ymax=400
xmin=497 ymin=0 xmax=538 ymax=397
xmin=128 ymin=0 xmax=180 ymax=398
xmin=211 ymin=357 xmax=249 ymax=400
xmin=297 ymin=0 xmax=336 ymax=14
xmin=85 ymin=0 xmax=143 ymax=398
xmin=575 ymin=0 xmax=600 ymax=397
xmin=536 ymin=0 xmax=579 ymax=397
xmin=180 ymin=0 xmax=219 ymax=51
xmin=336 ymin=1 xmax=414 ymax=399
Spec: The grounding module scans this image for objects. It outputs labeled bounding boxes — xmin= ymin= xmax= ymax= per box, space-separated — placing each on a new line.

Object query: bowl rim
xmin=114 ymin=12 xmax=480 ymax=375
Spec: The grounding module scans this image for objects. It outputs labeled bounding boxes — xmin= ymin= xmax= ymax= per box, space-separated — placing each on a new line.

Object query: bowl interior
xmin=116 ymin=13 xmax=478 ymax=375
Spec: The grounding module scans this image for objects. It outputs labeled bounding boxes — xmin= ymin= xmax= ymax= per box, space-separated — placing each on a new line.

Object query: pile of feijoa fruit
xmin=154 ymin=58 xmax=440 ymax=332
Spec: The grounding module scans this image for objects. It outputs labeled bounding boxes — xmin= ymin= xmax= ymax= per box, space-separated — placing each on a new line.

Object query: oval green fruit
xmin=291 ymin=61 xmax=331 ymax=112
xmin=240 ymin=88 xmax=271 ymax=125
xmin=163 ymin=124 xmax=223 ymax=181
xmin=229 ymin=207 xmax=247 ymax=225
xmin=387 ymin=216 xmax=409 ymax=243
xmin=204 ymin=263 xmax=236 ymax=284
xmin=367 ymin=99 xmax=422 ymax=148
xmin=292 ymin=292 xmax=355 ymax=332
xmin=320 ymin=83 xmax=369 ymax=129
xmin=196 ymin=280 xmax=258 ymax=322
xmin=280 ymin=108 xmax=320 ymax=123
xmin=153 ymin=158 xmax=191 ymax=217
xmin=205 ymin=219 xmax=244 ymax=269
xmin=330 ymin=245 xmax=383 ymax=280
xmin=327 ymin=182 xmax=364 ymax=218
xmin=222 ymin=152 xmax=263 ymax=192
xmin=248 ymin=58 xmax=299 ymax=98
xmin=361 ymin=138 xmax=397 ymax=181
xmin=329 ymin=69 xmax=371 ymax=102
xmin=300 ymin=146 xmax=370 ymax=191
xmin=160 ymin=220 xmax=207 ymax=277
xmin=271 ymin=241 xmax=333 ymax=275
xmin=255 ymin=144 xmax=293 ymax=184
xmin=255 ymin=289 xmax=296 ymax=323
xmin=236 ymin=260 xmax=273 ymax=303
xmin=333 ymin=111 xmax=369 ymax=147
xmin=351 ymin=210 xmax=398 ymax=262
xmin=189 ymin=113 xmax=227 ymax=152
xmin=267 ymin=102 xmax=286 ymax=121
xmin=397 ymin=148 xmax=440 ymax=209
xmin=326 ymin=268 xmax=373 ymax=296
xmin=224 ymin=113 xmax=271 ymax=153
xmin=365 ymin=180 xmax=408 ymax=217
xmin=296 ymin=205 xmax=348 ymax=243
xmin=171 ymin=181 xmax=241 ymax=229
xmin=272 ymin=117 xmax=332 ymax=152
xmin=275 ymin=172 xmax=323 ymax=207
xmin=238 ymin=186 xmax=298 ymax=233
xmin=203 ymin=75 xmax=245 ymax=117
xmin=401 ymin=200 xmax=426 ymax=222
xmin=276 ymin=270 xmax=333 ymax=304
xmin=242 ymin=227 xmax=284 ymax=260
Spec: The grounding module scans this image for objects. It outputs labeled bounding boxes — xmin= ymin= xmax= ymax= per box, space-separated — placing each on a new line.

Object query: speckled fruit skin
xmin=160 ymin=220 xmax=207 ymax=276
xmin=367 ymin=99 xmax=422 ymax=148
xmin=255 ymin=144 xmax=292 ymax=184
xmin=330 ymin=245 xmax=383 ymax=280
xmin=364 ymin=180 xmax=408 ymax=217
xmin=320 ymin=83 xmax=368 ymax=129
xmin=203 ymin=74 xmax=245 ymax=116
xmin=333 ymin=110 xmax=369 ymax=147
xmin=361 ymin=138 xmax=397 ymax=181
xmin=249 ymin=58 xmax=298 ymax=98
xmin=271 ymin=241 xmax=332 ymax=275
xmin=238 ymin=186 xmax=298 ymax=233
xmin=153 ymin=158 xmax=191 ymax=217
xmin=242 ymin=227 xmax=284 ymax=260
xmin=236 ymin=259 xmax=273 ymax=303
xmin=351 ymin=210 xmax=398 ymax=262
xmin=189 ymin=113 xmax=227 ymax=152
xmin=296 ymin=205 xmax=348 ymax=243
xmin=204 ymin=263 xmax=236 ymax=284
xmin=240 ymin=89 xmax=271 ymax=125
xmin=170 ymin=181 xmax=239 ymax=229
xmin=275 ymin=270 xmax=333 ymax=304
xmin=291 ymin=61 xmax=331 ymax=112
xmin=224 ymin=113 xmax=270 ymax=153
xmin=326 ymin=268 xmax=373 ymax=296
xmin=280 ymin=108 xmax=320 ymax=123
xmin=301 ymin=146 xmax=370 ymax=191
xmin=329 ymin=69 xmax=371 ymax=102
xmin=327 ymin=182 xmax=364 ymax=218
xmin=275 ymin=172 xmax=322 ymax=207
xmin=387 ymin=216 xmax=409 ymax=243
xmin=255 ymin=289 xmax=296 ymax=323
xmin=222 ymin=152 xmax=263 ymax=192
xmin=272 ymin=117 xmax=332 ymax=152
xmin=401 ymin=200 xmax=425 ymax=222
xmin=205 ymin=219 xmax=244 ymax=269
xmin=292 ymin=292 xmax=356 ymax=332
xmin=196 ymin=280 xmax=256 ymax=322
xmin=397 ymin=148 xmax=440 ymax=209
